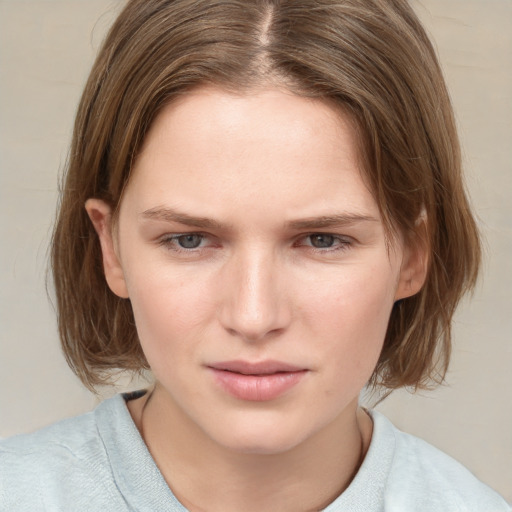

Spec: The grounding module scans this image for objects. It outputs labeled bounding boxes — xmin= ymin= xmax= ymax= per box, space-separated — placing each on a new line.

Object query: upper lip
xmin=207 ymin=360 xmax=306 ymax=375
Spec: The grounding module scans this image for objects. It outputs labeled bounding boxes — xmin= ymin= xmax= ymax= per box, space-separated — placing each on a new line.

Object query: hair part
xmin=51 ymin=0 xmax=481 ymax=392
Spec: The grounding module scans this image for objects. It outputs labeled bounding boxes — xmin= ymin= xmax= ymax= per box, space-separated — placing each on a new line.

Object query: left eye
xmin=308 ymin=234 xmax=336 ymax=248
xmin=296 ymin=233 xmax=352 ymax=252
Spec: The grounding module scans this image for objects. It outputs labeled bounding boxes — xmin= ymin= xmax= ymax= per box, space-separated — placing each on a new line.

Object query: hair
xmin=51 ymin=0 xmax=481 ymax=392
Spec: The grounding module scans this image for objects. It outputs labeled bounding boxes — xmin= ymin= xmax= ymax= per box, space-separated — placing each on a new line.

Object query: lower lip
xmin=210 ymin=369 xmax=307 ymax=401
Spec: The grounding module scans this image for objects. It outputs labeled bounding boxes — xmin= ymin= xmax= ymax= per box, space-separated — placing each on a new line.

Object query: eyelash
xmin=295 ymin=233 xmax=352 ymax=253
xmin=157 ymin=232 xmax=353 ymax=255
xmin=158 ymin=233 xmax=211 ymax=253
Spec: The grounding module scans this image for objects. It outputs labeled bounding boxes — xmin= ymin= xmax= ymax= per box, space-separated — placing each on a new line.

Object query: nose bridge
xmin=220 ymin=244 xmax=289 ymax=341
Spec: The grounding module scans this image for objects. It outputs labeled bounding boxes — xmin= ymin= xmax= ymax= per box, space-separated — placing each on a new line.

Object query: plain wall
xmin=0 ymin=0 xmax=510 ymax=501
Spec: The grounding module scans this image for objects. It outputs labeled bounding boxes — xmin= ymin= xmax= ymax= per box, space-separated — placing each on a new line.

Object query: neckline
xmin=95 ymin=393 xmax=395 ymax=511
xmin=95 ymin=393 xmax=186 ymax=511
xmin=322 ymin=409 xmax=395 ymax=511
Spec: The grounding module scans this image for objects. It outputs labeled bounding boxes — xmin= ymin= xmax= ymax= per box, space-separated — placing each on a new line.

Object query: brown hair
xmin=51 ymin=0 xmax=480 ymax=391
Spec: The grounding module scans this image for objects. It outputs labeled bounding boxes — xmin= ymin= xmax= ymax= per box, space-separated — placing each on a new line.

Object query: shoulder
xmin=1 ymin=407 xmax=99 ymax=456
xmin=370 ymin=411 xmax=511 ymax=512
xmin=0 ymin=396 xmax=128 ymax=511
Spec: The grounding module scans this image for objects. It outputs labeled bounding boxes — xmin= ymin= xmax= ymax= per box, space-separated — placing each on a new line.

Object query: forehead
xmin=123 ymin=86 xmax=380 ymax=226
xmin=137 ymin=86 xmax=358 ymax=167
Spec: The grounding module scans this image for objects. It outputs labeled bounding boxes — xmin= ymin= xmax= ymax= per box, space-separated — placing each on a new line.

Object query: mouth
xmin=207 ymin=360 xmax=309 ymax=401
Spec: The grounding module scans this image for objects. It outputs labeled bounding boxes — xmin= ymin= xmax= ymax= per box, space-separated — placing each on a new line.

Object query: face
xmin=88 ymin=86 xmax=425 ymax=454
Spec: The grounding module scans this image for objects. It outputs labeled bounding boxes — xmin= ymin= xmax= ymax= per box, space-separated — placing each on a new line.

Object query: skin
xmin=86 ymin=86 xmax=427 ymax=511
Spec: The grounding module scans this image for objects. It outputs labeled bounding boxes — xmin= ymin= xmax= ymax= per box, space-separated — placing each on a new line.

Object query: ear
xmin=394 ymin=217 xmax=429 ymax=301
xmin=85 ymin=198 xmax=129 ymax=299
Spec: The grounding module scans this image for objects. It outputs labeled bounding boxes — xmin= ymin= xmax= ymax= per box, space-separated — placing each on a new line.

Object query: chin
xmin=207 ymin=416 xmax=314 ymax=456
xmin=222 ymin=435 xmax=302 ymax=456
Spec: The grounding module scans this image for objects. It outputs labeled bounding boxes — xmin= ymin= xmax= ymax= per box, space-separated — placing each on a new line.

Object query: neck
xmin=128 ymin=386 xmax=372 ymax=512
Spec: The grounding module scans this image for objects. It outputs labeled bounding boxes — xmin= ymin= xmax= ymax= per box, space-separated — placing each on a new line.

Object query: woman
xmin=1 ymin=0 xmax=509 ymax=510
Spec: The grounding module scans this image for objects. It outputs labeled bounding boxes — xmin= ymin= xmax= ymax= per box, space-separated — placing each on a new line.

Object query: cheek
xmin=125 ymin=268 xmax=214 ymax=361
xmin=298 ymin=262 xmax=398 ymax=375
xmin=300 ymin=261 xmax=397 ymax=333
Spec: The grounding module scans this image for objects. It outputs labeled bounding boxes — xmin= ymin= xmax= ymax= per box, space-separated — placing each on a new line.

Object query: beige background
xmin=0 ymin=0 xmax=510 ymax=502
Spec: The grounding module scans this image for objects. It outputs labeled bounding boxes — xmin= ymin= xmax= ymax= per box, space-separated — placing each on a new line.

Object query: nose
xmin=219 ymin=248 xmax=291 ymax=342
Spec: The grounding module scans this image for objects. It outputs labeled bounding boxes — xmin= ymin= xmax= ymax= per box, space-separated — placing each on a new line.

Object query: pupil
xmin=178 ymin=234 xmax=202 ymax=249
xmin=310 ymin=234 xmax=334 ymax=248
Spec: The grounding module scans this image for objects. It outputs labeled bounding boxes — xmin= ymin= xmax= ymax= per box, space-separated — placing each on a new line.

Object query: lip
xmin=207 ymin=360 xmax=308 ymax=401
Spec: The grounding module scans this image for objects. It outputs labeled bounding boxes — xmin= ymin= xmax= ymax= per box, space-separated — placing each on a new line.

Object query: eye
xmin=159 ymin=233 xmax=208 ymax=252
xmin=308 ymin=234 xmax=336 ymax=248
xmin=175 ymin=234 xmax=203 ymax=249
xmin=294 ymin=233 xmax=353 ymax=253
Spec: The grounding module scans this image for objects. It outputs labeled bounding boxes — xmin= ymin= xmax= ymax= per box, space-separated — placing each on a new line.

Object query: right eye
xmin=175 ymin=234 xmax=204 ymax=249
xmin=159 ymin=233 xmax=208 ymax=252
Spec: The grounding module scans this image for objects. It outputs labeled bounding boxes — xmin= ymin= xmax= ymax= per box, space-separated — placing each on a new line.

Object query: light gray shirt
xmin=1 ymin=393 xmax=509 ymax=511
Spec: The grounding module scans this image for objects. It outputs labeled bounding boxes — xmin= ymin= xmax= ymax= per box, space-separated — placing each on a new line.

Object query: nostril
xmin=218 ymin=256 xmax=292 ymax=342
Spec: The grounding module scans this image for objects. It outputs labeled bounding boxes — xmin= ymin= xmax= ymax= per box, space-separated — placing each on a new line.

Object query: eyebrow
xmin=286 ymin=214 xmax=379 ymax=230
xmin=141 ymin=207 xmax=227 ymax=230
xmin=141 ymin=207 xmax=378 ymax=231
